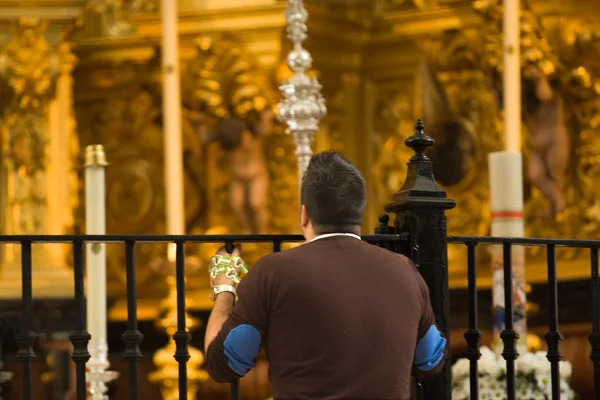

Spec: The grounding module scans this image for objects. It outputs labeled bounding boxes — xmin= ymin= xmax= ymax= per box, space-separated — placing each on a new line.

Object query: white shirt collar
xmin=309 ymin=232 xmax=362 ymax=242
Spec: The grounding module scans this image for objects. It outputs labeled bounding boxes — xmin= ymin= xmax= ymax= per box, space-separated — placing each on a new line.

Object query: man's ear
xmin=300 ymin=205 xmax=310 ymax=228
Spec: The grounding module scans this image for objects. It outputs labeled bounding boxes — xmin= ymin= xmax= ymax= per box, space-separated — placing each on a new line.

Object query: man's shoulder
xmin=243 ymin=246 xmax=304 ymax=283
xmin=252 ymin=240 xmax=416 ymax=271
xmin=255 ymin=243 xmax=306 ymax=266
xmin=357 ymin=240 xmax=416 ymax=264
xmin=251 ymin=241 xmax=325 ymax=272
xmin=269 ymin=240 xmax=414 ymax=263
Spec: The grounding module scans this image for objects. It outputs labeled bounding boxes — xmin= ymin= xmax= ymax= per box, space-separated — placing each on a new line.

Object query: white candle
xmin=503 ymin=0 xmax=521 ymax=153
xmin=85 ymin=145 xmax=108 ymax=353
xmin=489 ymin=151 xmax=527 ymax=353
xmin=489 ymin=152 xmax=524 ymax=236
xmin=161 ymin=0 xmax=185 ymax=236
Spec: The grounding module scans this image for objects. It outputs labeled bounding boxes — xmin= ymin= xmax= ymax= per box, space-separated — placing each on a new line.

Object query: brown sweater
xmin=205 ymin=235 xmax=446 ymax=400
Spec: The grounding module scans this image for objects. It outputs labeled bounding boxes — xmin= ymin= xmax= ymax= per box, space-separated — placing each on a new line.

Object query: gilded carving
xmin=318 ymin=71 xmax=349 ymax=154
xmin=375 ymin=0 xmax=438 ymax=13
xmin=556 ymin=23 xmax=600 ymax=236
xmin=129 ymin=0 xmax=158 ymax=13
xmin=416 ymin=32 xmax=501 ymax=242
xmin=0 ymin=19 xmax=78 ymax=298
xmin=86 ymin=0 xmax=136 ymax=37
xmin=365 ymin=30 xmax=504 ymax=271
xmin=400 ymin=2 xmax=600 ymax=272
xmin=0 ymin=19 xmax=58 ymax=235
xmin=371 ymin=87 xmax=414 ymax=213
xmin=472 ymin=1 xmax=600 ymax=256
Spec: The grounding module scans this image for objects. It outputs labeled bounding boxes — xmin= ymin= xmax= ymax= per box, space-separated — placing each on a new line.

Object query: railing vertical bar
xmin=69 ymin=240 xmax=91 ymax=400
xmin=273 ymin=240 xmax=282 ymax=253
xmin=464 ymin=242 xmax=481 ymax=399
xmin=0 ymin=332 xmax=3 ymax=400
xmin=122 ymin=240 xmax=143 ymax=400
xmin=16 ymin=240 xmax=37 ymax=400
xmin=174 ymin=241 xmax=190 ymax=400
xmin=545 ymin=244 xmax=563 ymax=399
xmin=589 ymin=247 xmax=600 ymax=399
xmin=500 ymin=242 xmax=517 ymax=400
xmin=225 ymin=239 xmax=239 ymax=400
xmin=231 ymin=379 xmax=240 ymax=400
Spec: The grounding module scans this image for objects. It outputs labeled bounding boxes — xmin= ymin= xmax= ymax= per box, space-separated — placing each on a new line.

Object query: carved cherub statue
xmin=185 ymin=109 xmax=273 ymax=234
xmin=522 ymin=65 xmax=569 ymax=216
xmin=182 ymin=36 xmax=274 ymax=234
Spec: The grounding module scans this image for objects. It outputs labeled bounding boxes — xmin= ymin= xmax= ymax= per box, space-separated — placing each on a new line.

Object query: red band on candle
xmin=491 ymin=211 xmax=523 ymax=220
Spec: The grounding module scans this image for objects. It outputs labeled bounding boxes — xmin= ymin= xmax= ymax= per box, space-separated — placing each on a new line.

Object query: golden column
xmin=0 ymin=18 xmax=78 ymax=299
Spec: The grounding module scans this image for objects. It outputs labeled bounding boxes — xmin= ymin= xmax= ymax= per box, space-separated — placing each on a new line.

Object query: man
xmin=204 ymin=151 xmax=446 ymax=400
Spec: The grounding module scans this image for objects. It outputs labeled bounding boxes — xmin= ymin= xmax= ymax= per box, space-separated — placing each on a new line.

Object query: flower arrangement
xmin=452 ymin=346 xmax=576 ymax=400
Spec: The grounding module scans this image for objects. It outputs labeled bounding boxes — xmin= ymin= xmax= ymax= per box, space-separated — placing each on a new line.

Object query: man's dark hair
xmin=300 ymin=151 xmax=366 ymax=234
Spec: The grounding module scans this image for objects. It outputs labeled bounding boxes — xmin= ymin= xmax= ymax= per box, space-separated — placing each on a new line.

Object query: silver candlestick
xmin=277 ymin=0 xmax=327 ymax=183
xmin=0 ymin=360 xmax=13 ymax=400
xmin=87 ymin=341 xmax=119 ymax=400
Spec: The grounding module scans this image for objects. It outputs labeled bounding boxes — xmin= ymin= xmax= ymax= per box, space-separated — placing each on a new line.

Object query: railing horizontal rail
xmin=449 ymin=235 xmax=600 ymax=247
xmin=0 ymin=233 xmax=404 ymax=244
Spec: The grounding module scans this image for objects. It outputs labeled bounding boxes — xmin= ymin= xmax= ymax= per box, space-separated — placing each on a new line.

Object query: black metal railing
xmin=3 ymin=118 xmax=600 ymax=399
xmin=381 ymin=119 xmax=600 ymax=399
xmin=0 ymin=233 xmax=401 ymax=400
xmin=448 ymin=236 xmax=600 ymax=400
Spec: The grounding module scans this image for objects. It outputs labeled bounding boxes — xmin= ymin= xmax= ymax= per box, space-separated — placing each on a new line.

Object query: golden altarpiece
xmin=0 ymin=0 xmax=599 ymax=399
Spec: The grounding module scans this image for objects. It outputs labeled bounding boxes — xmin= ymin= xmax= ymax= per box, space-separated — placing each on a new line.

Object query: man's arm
xmin=204 ymin=249 xmax=270 ymax=383
xmin=412 ymin=325 xmax=447 ymax=380
xmin=412 ymin=267 xmax=447 ymax=380
xmin=204 ymin=292 xmax=235 ymax=354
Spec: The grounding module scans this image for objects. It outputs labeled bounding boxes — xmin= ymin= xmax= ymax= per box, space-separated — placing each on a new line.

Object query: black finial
xmin=405 ymin=118 xmax=435 ymax=162
xmin=416 ymin=118 xmax=425 ymax=133
xmin=378 ymin=214 xmax=390 ymax=226
xmin=374 ymin=214 xmax=395 ymax=248
xmin=375 ymin=214 xmax=394 ymax=236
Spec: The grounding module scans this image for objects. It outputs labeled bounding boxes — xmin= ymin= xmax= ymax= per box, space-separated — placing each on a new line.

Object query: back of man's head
xmin=301 ymin=151 xmax=367 ymax=234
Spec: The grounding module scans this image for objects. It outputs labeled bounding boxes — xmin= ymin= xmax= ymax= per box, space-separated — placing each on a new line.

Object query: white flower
xmin=452 ymin=357 xmax=470 ymax=378
xmin=478 ymin=346 xmax=505 ymax=377
xmin=479 ymin=346 xmax=496 ymax=362
xmin=559 ymin=360 xmax=573 ymax=379
xmin=531 ymin=351 xmax=551 ymax=375
xmin=561 ymin=379 xmax=576 ymax=400
xmin=451 ymin=375 xmax=470 ymax=400
xmin=535 ymin=373 xmax=552 ymax=394
xmin=516 ymin=352 xmax=538 ymax=374
xmin=459 ymin=377 xmax=470 ymax=392
xmin=452 ymin=348 xmax=576 ymax=400
xmin=517 ymin=387 xmax=536 ymax=399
